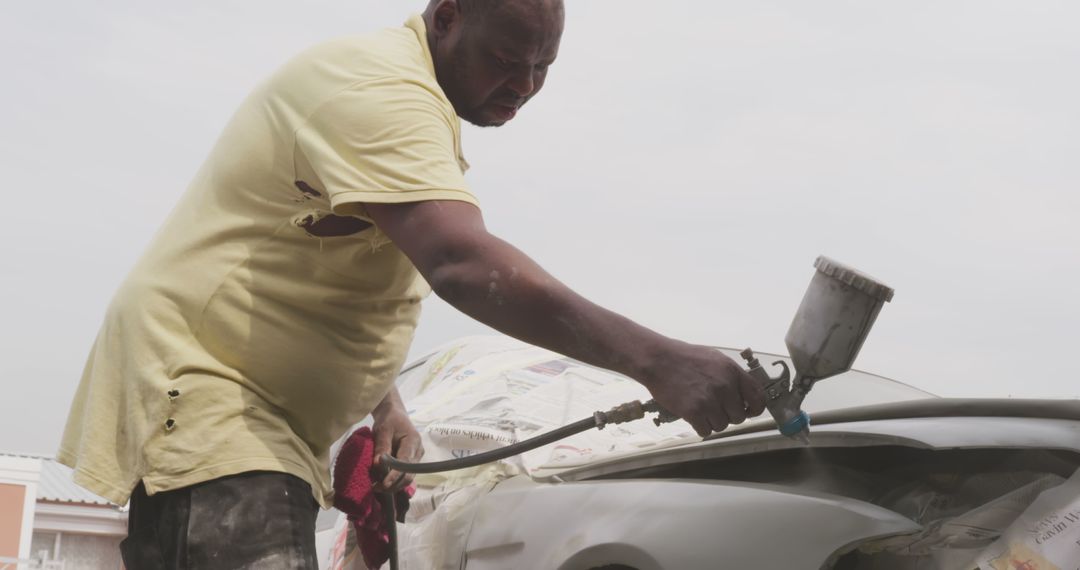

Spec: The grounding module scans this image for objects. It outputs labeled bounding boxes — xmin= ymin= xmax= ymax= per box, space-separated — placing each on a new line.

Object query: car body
xmin=323 ymin=336 xmax=1080 ymax=570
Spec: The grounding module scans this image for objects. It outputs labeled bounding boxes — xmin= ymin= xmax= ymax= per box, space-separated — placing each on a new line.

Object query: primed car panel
xmin=464 ymin=477 xmax=921 ymax=570
xmin=461 ymin=407 xmax=1080 ymax=570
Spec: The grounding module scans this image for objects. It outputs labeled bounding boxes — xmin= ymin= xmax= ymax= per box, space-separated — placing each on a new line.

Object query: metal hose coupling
xmin=592 ymin=399 xmax=681 ymax=429
xmin=593 ymin=400 xmax=645 ymax=429
xmin=643 ymin=399 xmax=681 ymax=426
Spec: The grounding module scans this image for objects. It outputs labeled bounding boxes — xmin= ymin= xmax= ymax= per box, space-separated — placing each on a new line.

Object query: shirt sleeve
xmin=294 ymin=77 xmax=478 ymax=217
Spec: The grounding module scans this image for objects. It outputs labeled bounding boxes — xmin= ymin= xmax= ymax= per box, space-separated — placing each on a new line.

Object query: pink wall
xmin=0 ymin=482 xmax=27 ymax=558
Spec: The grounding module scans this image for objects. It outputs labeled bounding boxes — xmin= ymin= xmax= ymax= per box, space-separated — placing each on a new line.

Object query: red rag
xmin=332 ymin=426 xmax=415 ymax=569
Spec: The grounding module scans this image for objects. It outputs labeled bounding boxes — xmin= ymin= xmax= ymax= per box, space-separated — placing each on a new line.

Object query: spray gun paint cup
xmin=744 ymin=256 xmax=895 ymax=443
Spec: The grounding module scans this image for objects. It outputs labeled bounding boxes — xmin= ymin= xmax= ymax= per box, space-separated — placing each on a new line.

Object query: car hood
xmin=535 ymin=398 xmax=1080 ymax=482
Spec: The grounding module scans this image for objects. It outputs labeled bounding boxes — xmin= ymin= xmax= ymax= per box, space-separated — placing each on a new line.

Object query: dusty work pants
xmin=119 ymin=471 xmax=320 ymax=569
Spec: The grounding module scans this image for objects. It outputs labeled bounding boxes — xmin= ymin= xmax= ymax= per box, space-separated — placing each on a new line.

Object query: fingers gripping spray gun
xmin=741 ymin=256 xmax=895 ymax=444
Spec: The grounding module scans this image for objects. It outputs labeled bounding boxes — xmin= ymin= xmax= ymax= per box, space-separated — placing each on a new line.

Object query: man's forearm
xmin=429 ymin=233 xmax=674 ymax=386
xmin=364 ymin=200 xmax=764 ymax=436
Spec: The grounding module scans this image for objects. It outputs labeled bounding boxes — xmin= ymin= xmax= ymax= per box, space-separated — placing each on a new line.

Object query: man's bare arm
xmin=365 ymin=200 xmax=764 ymax=436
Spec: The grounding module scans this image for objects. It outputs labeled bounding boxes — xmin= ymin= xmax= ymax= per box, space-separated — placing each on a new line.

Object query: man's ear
xmin=432 ymin=0 xmax=461 ymax=35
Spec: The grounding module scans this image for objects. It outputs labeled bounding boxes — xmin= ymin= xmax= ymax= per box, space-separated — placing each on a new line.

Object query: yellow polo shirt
xmin=58 ymin=15 xmax=475 ymax=508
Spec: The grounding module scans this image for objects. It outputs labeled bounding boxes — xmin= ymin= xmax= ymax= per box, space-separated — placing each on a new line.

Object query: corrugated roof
xmin=1 ymin=453 xmax=117 ymax=506
xmin=38 ymin=458 xmax=117 ymax=506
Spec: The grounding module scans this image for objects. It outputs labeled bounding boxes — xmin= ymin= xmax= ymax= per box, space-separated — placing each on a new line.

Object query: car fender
xmin=463 ymin=476 xmax=921 ymax=570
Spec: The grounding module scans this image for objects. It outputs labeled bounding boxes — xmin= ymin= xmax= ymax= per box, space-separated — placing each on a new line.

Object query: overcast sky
xmin=2 ymin=1 xmax=1078 ymax=455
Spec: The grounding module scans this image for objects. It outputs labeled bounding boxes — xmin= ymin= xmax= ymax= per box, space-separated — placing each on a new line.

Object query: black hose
xmin=380 ymin=416 xmax=599 ymax=474
xmin=377 ymin=492 xmax=399 ymax=570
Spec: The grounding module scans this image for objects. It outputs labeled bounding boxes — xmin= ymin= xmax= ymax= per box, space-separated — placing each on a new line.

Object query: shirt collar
xmin=404 ymin=14 xmax=437 ymax=80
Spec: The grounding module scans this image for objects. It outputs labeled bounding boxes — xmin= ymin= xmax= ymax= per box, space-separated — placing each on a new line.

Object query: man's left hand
xmin=371 ymin=405 xmax=423 ymax=493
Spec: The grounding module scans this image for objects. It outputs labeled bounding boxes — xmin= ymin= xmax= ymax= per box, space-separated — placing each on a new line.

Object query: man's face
xmin=431 ymin=1 xmax=564 ymax=127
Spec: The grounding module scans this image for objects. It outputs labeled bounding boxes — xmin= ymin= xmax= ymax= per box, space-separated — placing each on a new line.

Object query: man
xmin=60 ymin=0 xmax=766 ymax=567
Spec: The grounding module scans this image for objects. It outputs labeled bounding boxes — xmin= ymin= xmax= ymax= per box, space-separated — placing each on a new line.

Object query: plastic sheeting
xmin=837 ymin=468 xmax=1080 ymax=570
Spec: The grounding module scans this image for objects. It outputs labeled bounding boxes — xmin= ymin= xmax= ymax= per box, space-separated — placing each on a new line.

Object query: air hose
xmin=374 ymin=399 xmax=672 ymax=570
xmin=379 ymin=399 xmax=675 ymax=474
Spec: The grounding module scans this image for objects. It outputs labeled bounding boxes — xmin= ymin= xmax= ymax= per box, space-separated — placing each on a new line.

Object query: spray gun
xmin=739 ymin=256 xmax=895 ymax=443
xmin=382 ymin=256 xmax=894 ymax=474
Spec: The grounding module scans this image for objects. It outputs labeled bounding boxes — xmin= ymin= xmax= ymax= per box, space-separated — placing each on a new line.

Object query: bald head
xmin=428 ymin=0 xmax=564 ymax=23
xmin=423 ymin=0 xmax=565 ymax=127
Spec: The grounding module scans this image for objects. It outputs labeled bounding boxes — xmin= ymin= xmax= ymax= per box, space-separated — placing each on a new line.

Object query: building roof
xmin=38 ymin=458 xmax=116 ymax=506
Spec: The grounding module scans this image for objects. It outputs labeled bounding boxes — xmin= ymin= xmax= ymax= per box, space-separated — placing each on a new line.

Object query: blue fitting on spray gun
xmin=779 ymin=410 xmax=811 ymax=437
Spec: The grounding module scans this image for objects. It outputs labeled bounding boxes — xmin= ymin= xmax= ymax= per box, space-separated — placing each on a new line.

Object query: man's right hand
xmin=365 ymin=199 xmax=768 ymax=436
xmin=637 ymin=341 xmax=766 ymax=437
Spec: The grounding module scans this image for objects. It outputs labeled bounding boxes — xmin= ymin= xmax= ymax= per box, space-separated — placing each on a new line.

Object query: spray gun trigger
xmin=770 ymin=360 xmax=790 ymax=382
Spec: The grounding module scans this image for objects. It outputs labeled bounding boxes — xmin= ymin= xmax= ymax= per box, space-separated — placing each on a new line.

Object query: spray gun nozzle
xmin=779 ymin=410 xmax=811 ymax=437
